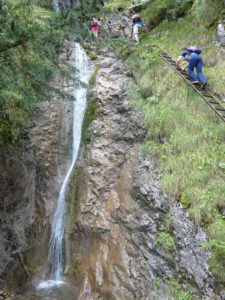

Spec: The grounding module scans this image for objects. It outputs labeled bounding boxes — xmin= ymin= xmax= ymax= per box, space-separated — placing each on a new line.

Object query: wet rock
xmin=220 ymin=290 xmax=225 ymax=300
xmin=0 ymin=290 xmax=11 ymax=300
xmin=217 ymin=21 xmax=225 ymax=45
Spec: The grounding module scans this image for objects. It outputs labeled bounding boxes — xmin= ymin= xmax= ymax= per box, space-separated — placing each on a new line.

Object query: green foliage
xmin=203 ymin=239 xmax=225 ymax=284
xmin=180 ymin=194 xmax=191 ymax=209
xmin=141 ymin=0 xmax=194 ymax=28
xmin=0 ymin=0 xmax=76 ymax=146
xmin=83 ymin=44 xmax=98 ymax=60
xmin=81 ymin=65 xmax=99 ymax=144
xmin=166 ymin=277 xmax=193 ymax=300
xmin=105 ymin=0 xmax=130 ymax=11
xmin=32 ymin=0 xmax=53 ymax=9
xmin=72 ymin=259 xmax=81 ymax=275
xmin=82 ymin=85 xmax=97 ymax=145
xmin=104 ymin=0 xmax=150 ymax=11
xmin=156 ymin=231 xmax=175 ymax=253
xmin=111 ymin=0 xmax=225 ymax=287
xmin=89 ymin=65 xmax=99 ymax=85
xmin=192 ymin=0 xmax=224 ymax=25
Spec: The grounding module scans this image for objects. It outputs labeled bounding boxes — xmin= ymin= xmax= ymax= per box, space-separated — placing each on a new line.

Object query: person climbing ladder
xmin=176 ymin=47 xmax=207 ymax=89
xmin=131 ymin=14 xmax=146 ymax=43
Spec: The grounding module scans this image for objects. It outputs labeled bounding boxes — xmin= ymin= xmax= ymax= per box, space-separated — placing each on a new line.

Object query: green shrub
xmin=82 ymin=99 xmax=96 ymax=145
xmin=0 ymin=0 xmax=75 ymax=145
xmin=156 ymin=232 xmax=175 ymax=253
xmin=166 ymin=277 xmax=193 ymax=300
xmin=203 ymin=239 xmax=225 ymax=284
xmin=141 ymin=0 xmax=194 ymax=28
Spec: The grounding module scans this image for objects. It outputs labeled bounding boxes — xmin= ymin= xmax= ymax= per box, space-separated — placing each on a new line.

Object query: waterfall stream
xmin=53 ymin=0 xmax=59 ymax=12
xmin=53 ymin=0 xmax=71 ymax=11
xmin=37 ymin=43 xmax=92 ymax=290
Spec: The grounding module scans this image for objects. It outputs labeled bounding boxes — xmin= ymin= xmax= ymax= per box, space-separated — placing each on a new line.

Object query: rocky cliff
xmin=0 ymin=35 xmax=222 ymax=300
xmin=65 ymin=46 xmax=219 ymax=299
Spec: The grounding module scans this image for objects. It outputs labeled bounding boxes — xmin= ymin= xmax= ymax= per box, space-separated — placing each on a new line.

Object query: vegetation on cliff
xmin=105 ymin=0 xmax=225 ymax=290
xmin=0 ymin=0 xmax=77 ymax=146
xmin=1 ymin=0 xmax=224 ymax=294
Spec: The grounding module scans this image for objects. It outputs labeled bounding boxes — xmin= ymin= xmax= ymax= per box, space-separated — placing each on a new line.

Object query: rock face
xmin=217 ymin=21 xmax=225 ymax=46
xmin=0 ymin=45 xmax=75 ymax=291
xmin=65 ymin=48 xmax=218 ymax=299
xmin=0 ymin=39 xmax=220 ymax=298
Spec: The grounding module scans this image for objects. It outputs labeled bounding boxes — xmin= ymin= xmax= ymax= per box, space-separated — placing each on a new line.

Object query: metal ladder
xmin=156 ymin=50 xmax=225 ymax=123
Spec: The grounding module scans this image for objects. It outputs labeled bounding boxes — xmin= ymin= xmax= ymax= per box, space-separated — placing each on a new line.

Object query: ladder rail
xmin=155 ymin=48 xmax=225 ymax=123
xmin=117 ymin=14 xmax=224 ymax=122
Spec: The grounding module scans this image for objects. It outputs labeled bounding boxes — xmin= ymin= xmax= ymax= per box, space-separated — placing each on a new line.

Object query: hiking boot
xmin=191 ymin=80 xmax=199 ymax=84
xmin=200 ymin=82 xmax=207 ymax=89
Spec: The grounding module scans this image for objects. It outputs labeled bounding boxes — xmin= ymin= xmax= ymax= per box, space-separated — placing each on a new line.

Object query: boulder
xmin=217 ymin=21 xmax=225 ymax=45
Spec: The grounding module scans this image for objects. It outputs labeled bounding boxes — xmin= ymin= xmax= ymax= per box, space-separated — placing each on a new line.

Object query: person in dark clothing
xmin=176 ymin=48 xmax=207 ymax=89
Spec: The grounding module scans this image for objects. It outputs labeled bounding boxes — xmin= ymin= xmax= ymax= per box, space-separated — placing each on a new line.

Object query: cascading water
xmin=37 ymin=43 xmax=92 ymax=289
xmin=53 ymin=0 xmax=71 ymax=11
xmin=53 ymin=0 xmax=59 ymax=12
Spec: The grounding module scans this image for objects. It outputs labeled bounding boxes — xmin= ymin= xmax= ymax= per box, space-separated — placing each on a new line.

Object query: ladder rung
xmin=201 ymin=94 xmax=212 ymax=98
xmin=163 ymin=57 xmax=173 ymax=61
xmin=209 ymin=101 xmax=220 ymax=104
xmin=162 ymin=55 xmax=172 ymax=59
xmin=158 ymin=48 xmax=225 ymax=123
xmin=215 ymin=108 xmax=225 ymax=112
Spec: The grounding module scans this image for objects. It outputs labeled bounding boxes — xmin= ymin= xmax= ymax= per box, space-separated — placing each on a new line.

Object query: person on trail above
xmin=91 ymin=17 xmax=100 ymax=37
xmin=131 ymin=14 xmax=145 ymax=43
xmin=176 ymin=47 xmax=207 ymax=89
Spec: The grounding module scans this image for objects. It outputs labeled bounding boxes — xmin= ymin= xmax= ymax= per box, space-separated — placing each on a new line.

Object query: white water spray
xmin=38 ymin=43 xmax=92 ymax=289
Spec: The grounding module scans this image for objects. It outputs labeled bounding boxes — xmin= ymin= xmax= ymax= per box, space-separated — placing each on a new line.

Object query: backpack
xmin=188 ymin=46 xmax=202 ymax=54
xmin=132 ymin=14 xmax=141 ymax=23
xmin=92 ymin=20 xmax=98 ymax=27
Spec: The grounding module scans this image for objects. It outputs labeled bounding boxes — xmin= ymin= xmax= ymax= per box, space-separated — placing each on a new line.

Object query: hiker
xmin=91 ymin=17 xmax=100 ymax=37
xmin=176 ymin=47 xmax=207 ymax=89
xmin=131 ymin=14 xmax=145 ymax=43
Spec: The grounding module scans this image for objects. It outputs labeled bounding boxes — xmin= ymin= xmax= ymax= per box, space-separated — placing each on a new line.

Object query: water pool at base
xmin=14 ymin=281 xmax=78 ymax=300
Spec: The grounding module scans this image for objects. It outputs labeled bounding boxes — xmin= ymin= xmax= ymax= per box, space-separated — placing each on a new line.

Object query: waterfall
xmin=37 ymin=43 xmax=91 ymax=289
xmin=53 ymin=0 xmax=71 ymax=11
xmin=53 ymin=0 xmax=59 ymax=12
xmin=62 ymin=0 xmax=71 ymax=9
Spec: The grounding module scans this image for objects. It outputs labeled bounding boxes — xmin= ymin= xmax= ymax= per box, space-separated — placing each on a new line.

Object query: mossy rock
xmin=200 ymin=213 xmax=212 ymax=226
xmin=180 ymin=194 xmax=191 ymax=209
xmin=83 ymin=46 xmax=98 ymax=60
xmin=82 ymin=101 xmax=96 ymax=145
xmin=83 ymin=43 xmax=91 ymax=51
xmin=89 ymin=65 xmax=99 ymax=86
xmin=90 ymin=53 xmax=97 ymax=60
xmin=87 ymin=50 xmax=97 ymax=60
xmin=72 ymin=259 xmax=81 ymax=276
